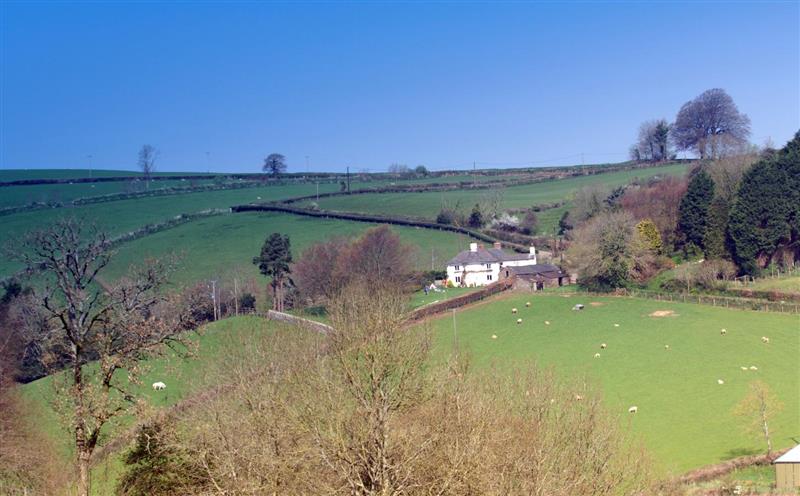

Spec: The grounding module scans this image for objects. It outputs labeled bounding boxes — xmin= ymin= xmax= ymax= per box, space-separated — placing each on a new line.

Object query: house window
xmin=455 ymin=276 xmax=461 ymax=283
xmin=487 ymin=274 xmax=493 ymax=281
xmin=454 ymin=265 xmax=460 ymax=271
xmin=486 ymin=263 xmax=492 ymax=269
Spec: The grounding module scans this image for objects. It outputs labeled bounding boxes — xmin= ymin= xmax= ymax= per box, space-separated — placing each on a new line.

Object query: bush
xmin=436 ymin=208 xmax=459 ymax=225
xmin=238 ymin=292 xmax=256 ymax=313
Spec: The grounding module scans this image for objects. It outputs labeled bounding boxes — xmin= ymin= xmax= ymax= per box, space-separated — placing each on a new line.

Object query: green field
xmin=297 ymin=163 xmax=689 ymax=221
xmin=104 ymin=211 xmax=473 ymax=284
xmin=427 ymin=293 xmax=800 ymax=474
xmin=741 ymin=275 xmax=800 ymax=293
xmin=0 ymin=183 xmax=351 ymax=277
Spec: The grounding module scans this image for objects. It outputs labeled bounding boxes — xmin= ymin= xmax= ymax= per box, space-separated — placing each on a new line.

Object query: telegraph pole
xmin=346 ymin=166 xmax=351 ymax=193
xmin=210 ymin=280 xmax=218 ymax=321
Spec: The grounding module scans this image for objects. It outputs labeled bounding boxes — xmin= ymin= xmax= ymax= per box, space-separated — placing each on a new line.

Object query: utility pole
xmin=206 ymin=151 xmax=211 ymax=174
xmin=233 ymin=277 xmax=239 ymax=316
xmin=316 ymin=181 xmax=319 ymax=202
xmin=452 ymin=309 xmax=458 ymax=352
xmin=346 ymin=166 xmax=351 ymax=193
xmin=210 ymin=280 xmax=218 ymax=321
xmin=87 ymin=154 xmax=93 ymax=178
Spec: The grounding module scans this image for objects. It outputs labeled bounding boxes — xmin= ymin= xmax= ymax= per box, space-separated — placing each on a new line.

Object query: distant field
xmin=0 ymin=179 xmax=222 ymax=208
xmin=298 ymin=163 xmax=689 ymax=222
xmin=104 ymin=211 xmax=473 ymax=284
xmin=0 ymin=183 xmax=348 ymax=277
xmin=427 ymin=293 xmax=799 ymax=474
xmin=0 ymin=169 xmax=217 ymax=181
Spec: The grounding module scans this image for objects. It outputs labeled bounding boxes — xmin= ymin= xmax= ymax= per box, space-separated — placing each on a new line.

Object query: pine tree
xmin=728 ymin=132 xmax=800 ymax=274
xmin=703 ymin=196 xmax=731 ymax=259
xmin=253 ymin=233 xmax=293 ymax=311
xmin=677 ymin=170 xmax=715 ymax=252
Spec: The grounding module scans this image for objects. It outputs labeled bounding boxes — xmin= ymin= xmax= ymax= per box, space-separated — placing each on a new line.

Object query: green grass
xmin=103 ymin=211 xmax=473 ymax=284
xmin=298 ymin=163 xmax=689 ymax=221
xmin=0 ymin=183 xmax=350 ymax=277
xmin=741 ymin=275 xmax=800 ymax=293
xmin=0 ymin=179 xmax=219 ymax=208
xmin=427 ymin=293 xmax=800 ymax=474
xmin=409 ymin=286 xmax=480 ymax=308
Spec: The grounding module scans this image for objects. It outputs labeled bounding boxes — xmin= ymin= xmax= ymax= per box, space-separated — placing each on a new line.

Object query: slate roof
xmin=775 ymin=444 xmax=800 ymax=463
xmin=506 ymin=264 xmax=565 ymax=277
xmin=447 ymin=246 xmax=536 ymax=266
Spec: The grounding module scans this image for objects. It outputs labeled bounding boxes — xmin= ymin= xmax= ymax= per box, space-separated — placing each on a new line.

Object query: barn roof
xmin=507 ymin=264 xmax=564 ymax=276
xmin=775 ymin=444 xmax=800 ymax=463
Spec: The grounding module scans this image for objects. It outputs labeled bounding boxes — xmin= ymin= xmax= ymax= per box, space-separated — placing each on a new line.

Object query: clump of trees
xmin=117 ymin=284 xmax=658 ymax=495
xmin=631 ymin=88 xmax=750 ymax=163
xmin=292 ymin=225 xmax=414 ymax=307
xmin=253 ymin=233 xmax=293 ymax=312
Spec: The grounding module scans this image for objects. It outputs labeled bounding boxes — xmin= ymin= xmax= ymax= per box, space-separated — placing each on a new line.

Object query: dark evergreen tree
xmin=677 ymin=170 xmax=715 ymax=252
xmin=728 ymin=132 xmax=800 ymax=274
xmin=703 ymin=196 xmax=732 ymax=259
xmin=253 ymin=233 xmax=293 ymax=311
xmin=468 ymin=204 xmax=485 ymax=228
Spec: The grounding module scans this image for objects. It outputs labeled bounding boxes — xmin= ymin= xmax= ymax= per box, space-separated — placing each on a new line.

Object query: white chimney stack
xmin=469 ymin=242 xmax=478 ymax=252
xmin=529 ymin=246 xmax=537 ymax=263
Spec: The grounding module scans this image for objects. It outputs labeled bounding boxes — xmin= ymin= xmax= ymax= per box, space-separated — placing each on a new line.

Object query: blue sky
xmin=1 ymin=1 xmax=798 ymax=173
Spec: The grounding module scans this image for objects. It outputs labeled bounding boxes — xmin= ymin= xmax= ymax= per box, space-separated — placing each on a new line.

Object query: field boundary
xmin=231 ymin=203 xmax=535 ymax=253
xmin=677 ymin=447 xmax=790 ymax=485
xmin=261 ymin=310 xmax=334 ymax=334
xmin=407 ymin=280 xmax=514 ymax=321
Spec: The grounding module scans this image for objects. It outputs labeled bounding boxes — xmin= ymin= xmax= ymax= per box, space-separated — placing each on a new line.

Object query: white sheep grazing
xmin=664 ymin=345 xmax=670 ymax=350
xmin=761 ymin=336 xmax=770 ymax=343
xmin=516 ymin=318 xmax=523 ymax=324
xmin=574 ymin=394 xmax=584 ymax=401
xmin=526 ymin=302 xmax=531 ymax=307
xmin=720 ymin=329 xmax=727 ymax=335
xmin=491 ymin=334 xmax=498 ymax=339
xmin=600 ymin=343 xmax=607 ymax=349
xmin=594 ymin=353 xmax=601 ymax=358
xmin=628 ymin=406 xmax=638 ymax=414
xmin=512 ymin=308 xmax=518 ymax=314
xmin=717 ymin=379 xmax=725 ymax=385
xmin=544 ymin=320 xmax=550 ymax=325
xmin=750 ymin=366 xmax=758 ymax=371
xmin=613 ymin=323 xmax=620 ymax=327
xmin=152 ymin=381 xmax=166 ymax=391
xmin=741 ymin=367 xmax=748 ymax=371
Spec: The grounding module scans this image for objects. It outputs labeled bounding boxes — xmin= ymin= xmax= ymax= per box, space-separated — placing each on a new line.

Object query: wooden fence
xmin=620 ymin=288 xmax=800 ymax=314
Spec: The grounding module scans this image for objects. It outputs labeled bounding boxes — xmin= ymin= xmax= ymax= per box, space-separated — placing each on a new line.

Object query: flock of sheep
xmin=498 ymin=303 xmax=772 ymax=416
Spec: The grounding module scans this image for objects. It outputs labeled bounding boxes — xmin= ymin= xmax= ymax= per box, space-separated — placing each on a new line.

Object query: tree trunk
xmin=76 ymin=450 xmax=91 ymax=496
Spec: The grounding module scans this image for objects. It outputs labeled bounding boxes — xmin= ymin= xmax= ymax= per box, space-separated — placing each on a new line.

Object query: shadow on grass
xmin=724 ymin=447 xmax=761 ymax=459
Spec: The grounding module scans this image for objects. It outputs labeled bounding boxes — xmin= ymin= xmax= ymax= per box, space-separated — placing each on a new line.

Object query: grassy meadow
xmin=104 ymin=211 xmax=473 ymax=284
xmin=297 ymin=163 xmax=690 ymax=221
xmin=427 ymin=292 xmax=800 ymax=474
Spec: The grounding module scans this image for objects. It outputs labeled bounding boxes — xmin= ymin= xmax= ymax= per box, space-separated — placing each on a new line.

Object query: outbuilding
xmin=775 ymin=444 xmax=800 ymax=490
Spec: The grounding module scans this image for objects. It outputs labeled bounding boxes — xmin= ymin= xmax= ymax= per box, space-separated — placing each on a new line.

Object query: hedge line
xmin=724 ymin=288 xmax=800 ymax=303
xmin=231 ymin=203 xmax=531 ymax=253
xmin=407 ymin=279 xmax=514 ymax=321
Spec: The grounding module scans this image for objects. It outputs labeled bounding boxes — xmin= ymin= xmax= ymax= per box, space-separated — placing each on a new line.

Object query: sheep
xmin=761 ymin=336 xmax=770 ymax=344
xmin=750 ymin=366 xmax=758 ymax=371
xmin=525 ymin=302 xmax=531 ymax=307
xmin=600 ymin=343 xmax=607 ymax=349
xmin=574 ymin=394 xmax=584 ymax=401
xmin=613 ymin=323 xmax=620 ymax=327
xmin=741 ymin=367 xmax=748 ymax=371
xmin=516 ymin=318 xmax=523 ymax=324
xmin=544 ymin=320 xmax=550 ymax=325
xmin=594 ymin=353 xmax=601 ymax=358
xmin=491 ymin=334 xmax=498 ymax=339
xmin=717 ymin=379 xmax=725 ymax=385
xmin=720 ymin=329 xmax=727 ymax=335
xmin=512 ymin=308 xmax=518 ymax=314
xmin=664 ymin=345 xmax=670 ymax=350
xmin=628 ymin=406 xmax=638 ymax=414
xmin=152 ymin=381 xmax=166 ymax=391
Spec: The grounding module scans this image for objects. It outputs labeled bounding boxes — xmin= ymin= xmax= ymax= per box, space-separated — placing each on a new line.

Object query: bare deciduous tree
xmin=671 ymin=88 xmax=751 ymax=160
xmin=262 ymin=153 xmax=287 ymax=176
xmin=12 ymin=219 xmax=193 ymax=496
xmin=632 ymin=119 xmax=672 ymax=162
xmin=137 ymin=145 xmax=158 ymax=188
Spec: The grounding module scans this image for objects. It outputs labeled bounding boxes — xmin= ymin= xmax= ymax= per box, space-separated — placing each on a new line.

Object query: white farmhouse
xmin=446 ymin=242 xmax=538 ymax=287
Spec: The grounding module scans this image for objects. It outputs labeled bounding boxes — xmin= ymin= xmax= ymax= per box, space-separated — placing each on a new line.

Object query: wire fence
xmin=619 ymin=288 xmax=800 ymax=314
xmin=730 ymin=264 xmax=800 ymax=287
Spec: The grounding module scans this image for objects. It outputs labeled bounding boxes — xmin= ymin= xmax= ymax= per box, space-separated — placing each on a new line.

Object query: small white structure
xmin=775 ymin=444 xmax=800 ymax=490
xmin=152 ymin=381 xmax=166 ymax=391
xmin=446 ymin=242 xmax=538 ymax=287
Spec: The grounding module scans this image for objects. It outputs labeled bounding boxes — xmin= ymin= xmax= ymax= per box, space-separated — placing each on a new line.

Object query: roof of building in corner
xmin=775 ymin=444 xmax=800 ymax=463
